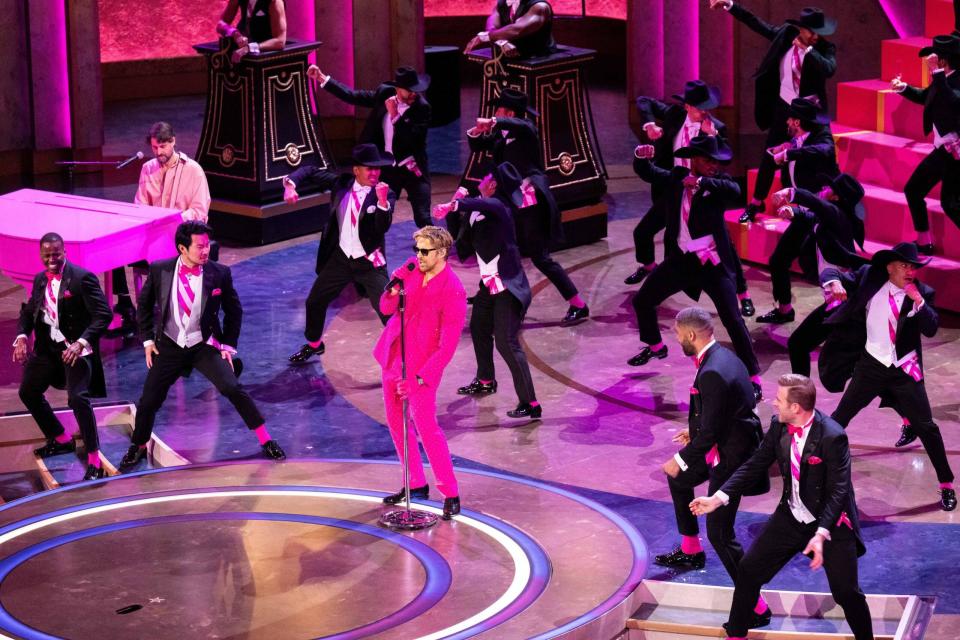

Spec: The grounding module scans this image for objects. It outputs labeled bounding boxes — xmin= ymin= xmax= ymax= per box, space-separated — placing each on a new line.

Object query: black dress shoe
xmin=261 ymin=440 xmax=286 ymax=460
xmin=894 ymin=423 xmax=917 ymax=448
xmin=653 ymin=546 xmax=706 ymax=569
xmin=507 ymin=403 xmax=542 ymax=419
xmin=740 ymin=297 xmax=755 ymax=317
xmin=118 ymin=444 xmax=148 ymax=472
xmin=627 ymin=345 xmax=668 ymax=366
xmin=941 ymin=488 xmax=957 ymax=511
xmin=289 ymin=342 xmax=325 ymax=363
xmin=82 ymin=465 xmax=106 ymax=481
xmin=33 ymin=438 xmax=77 ymax=458
xmin=442 ymin=496 xmax=461 ymax=520
xmin=457 ymin=379 xmax=497 ymax=395
xmin=750 ymin=608 xmax=773 ymax=629
xmin=561 ymin=304 xmax=589 ymax=326
xmin=624 ymin=266 xmax=652 ymax=285
xmin=738 ymin=202 xmax=764 ymax=224
xmin=916 ymin=242 xmax=934 ymax=256
xmin=756 ymin=308 xmax=795 ymax=324
xmin=383 ymin=485 xmax=429 ymax=505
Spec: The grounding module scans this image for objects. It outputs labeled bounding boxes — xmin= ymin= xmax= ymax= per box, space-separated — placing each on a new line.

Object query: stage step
xmin=625 ymin=580 xmax=932 ymax=639
xmin=833 ymin=126 xmax=936 ymax=196
xmin=881 ymin=37 xmax=932 ymax=87
xmin=926 ymin=0 xmax=955 ymax=39
xmin=836 ymin=79 xmax=928 ymax=141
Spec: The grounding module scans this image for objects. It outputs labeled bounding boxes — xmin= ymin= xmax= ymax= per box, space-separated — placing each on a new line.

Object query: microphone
xmin=384 ymin=261 xmax=416 ymax=291
xmin=117 ymin=151 xmax=145 ymax=169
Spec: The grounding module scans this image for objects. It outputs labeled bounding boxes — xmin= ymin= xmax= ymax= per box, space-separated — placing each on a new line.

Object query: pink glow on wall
xmin=98 ymin=0 xmax=221 ymax=62
xmin=34 ymin=0 xmax=72 ymax=148
xmin=424 ymin=0 xmax=626 ymax=19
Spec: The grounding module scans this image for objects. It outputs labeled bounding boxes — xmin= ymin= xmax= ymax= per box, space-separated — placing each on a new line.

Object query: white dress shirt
xmin=14 ymin=276 xmax=92 ymax=356
xmin=673 ymin=116 xmax=702 ymax=167
xmin=865 ymin=281 xmax=923 ymax=367
xmin=167 ymin=257 xmax=204 ymax=348
xmin=779 ymin=43 xmax=811 ymax=104
xmin=339 ymin=181 xmax=372 ymax=259
xmin=383 ymin=100 xmax=410 ymax=155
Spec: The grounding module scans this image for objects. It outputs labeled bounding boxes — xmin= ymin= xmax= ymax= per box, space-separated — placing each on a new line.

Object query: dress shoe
xmin=34 ymin=439 xmax=77 ymax=458
xmin=752 ymin=382 xmax=763 ymax=403
xmin=653 ymin=546 xmax=706 ymax=569
xmin=261 ymin=440 xmax=286 ymax=460
xmin=507 ymin=403 xmax=542 ymax=419
xmin=738 ymin=202 xmax=764 ymax=224
xmin=383 ymin=485 xmax=429 ymax=505
xmin=561 ymin=304 xmax=589 ymax=326
xmin=624 ymin=266 xmax=652 ymax=285
xmin=627 ymin=345 xmax=668 ymax=366
xmin=740 ymin=297 xmax=755 ymax=317
xmin=750 ymin=608 xmax=773 ymax=629
xmin=288 ymin=342 xmax=325 ymax=363
xmin=941 ymin=488 xmax=957 ymax=511
xmin=916 ymin=242 xmax=934 ymax=256
xmin=756 ymin=308 xmax=795 ymax=324
xmin=894 ymin=423 xmax=917 ymax=448
xmin=442 ymin=496 xmax=461 ymax=520
xmin=457 ymin=379 xmax=497 ymax=395
xmin=118 ymin=444 xmax=148 ymax=472
xmin=82 ymin=465 xmax=106 ymax=481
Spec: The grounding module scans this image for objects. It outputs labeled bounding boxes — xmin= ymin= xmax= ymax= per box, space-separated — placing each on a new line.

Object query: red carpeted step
xmin=833 ymin=127 xmax=937 ymax=196
xmin=881 ymin=37 xmax=933 ymax=87
xmin=926 ymin=0 xmax=955 ymax=38
xmin=836 ymin=80 xmax=928 ymax=141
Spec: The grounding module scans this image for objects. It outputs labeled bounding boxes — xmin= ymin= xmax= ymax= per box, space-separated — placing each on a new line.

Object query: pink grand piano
xmin=0 ymin=189 xmax=183 ymax=296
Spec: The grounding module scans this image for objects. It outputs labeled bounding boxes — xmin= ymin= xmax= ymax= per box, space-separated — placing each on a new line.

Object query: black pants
xmin=516 ymin=204 xmax=578 ymax=301
xmin=769 ymin=214 xmax=816 ymax=305
xmin=905 ymin=145 xmax=960 ymax=233
xmin=788 ymin=303 xmax=832 ymax=376
xmin=112 ymin=261 xmax=149 ymax=308
xmin=304 ymin=249 xmax=389 ymax=342
xmin=381 ymin=165 xmax=432 ymax=228
xmin=133 ymin=335 xmax=264 ymax=446
xmin=633 ymin=253 xmax=760 ymax=376
xmin=832 ymin=352 xmax=954 ymax=483
xmin=668 ymin=462 xmax=744 ymax=581
xmin=632 ymin=211 xmax=749 ymax=295
xmin=19 ymin=346 xmax=99 ymax=452
xmin=727 ymin=506 xmax=873 ymax=639
xmin=752 ymin=99 xmax=792 ymax=202
xmin=471 ymin=286 xmax=537 ymax=404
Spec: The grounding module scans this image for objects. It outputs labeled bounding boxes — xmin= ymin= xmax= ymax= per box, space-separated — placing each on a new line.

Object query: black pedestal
xmin=425 ymin=46 xmax=461 ymax=127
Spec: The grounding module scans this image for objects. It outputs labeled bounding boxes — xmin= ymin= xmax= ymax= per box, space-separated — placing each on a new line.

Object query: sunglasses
xmin=412 ymin=245 xmax=441 ymax=256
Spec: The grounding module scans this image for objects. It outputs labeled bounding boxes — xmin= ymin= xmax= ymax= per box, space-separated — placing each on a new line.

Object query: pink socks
xmin=680 ymin=535 xmax=703 ymax=554
xmin=778 ymin=303 xmax=793 ymax=313
xmin=754 ymin=595 xmax=768 ymax=614
xmin=750 ymin=375 xmax=762 ymax=385
xmin=87 ymin=452 xmax=101 ymax=468
xmin=308 ymin=339 xmax=323 ymax=349
xmin=529 ymin=400 xmax=540 ymax=407
xmin=738 ymin=292 xmax=751 ymax=301
xmin=253 ymin=425 xmax=272 ymax=446
xmin=650 ymin=342 xmax=665 ymax=351
xmin=940 ymin=482 xmax=954 ymax=490
xmin=55 ymin=432 xmax=73 ymax=444
xmin=479 ymin=378 xmax=494 ymax=384
xmin=917 ymin=230 xmax=932 ymax=245
xmin=567 ymin=294 xmax=586 ymax=309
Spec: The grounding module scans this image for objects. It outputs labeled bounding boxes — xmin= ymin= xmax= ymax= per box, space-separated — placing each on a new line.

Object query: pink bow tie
xmin=179 ymin=264 xmax=201 ymax=278
xmin=46 ymin=272 xmax=62 ymax=282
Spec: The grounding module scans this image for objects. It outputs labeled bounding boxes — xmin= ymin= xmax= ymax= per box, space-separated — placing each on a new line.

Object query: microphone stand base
xmin=379 ymin=508 xmax=440 ymax=531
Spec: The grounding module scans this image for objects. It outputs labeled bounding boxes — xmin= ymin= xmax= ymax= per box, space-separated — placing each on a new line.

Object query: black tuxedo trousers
xmin=304 ymin=248 xmax=389 ymax=343
xmin=904 ymin=145 xmax=960 ymax=234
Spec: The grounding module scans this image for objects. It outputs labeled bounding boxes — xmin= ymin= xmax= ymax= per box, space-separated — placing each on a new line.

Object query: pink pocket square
xmin=211 ymin=288 xmax=222 ymax=297
xmin=807 ymin=455 xmax=822 ymax=465
xmin=63 ymin=290 xmax=73 ymax=299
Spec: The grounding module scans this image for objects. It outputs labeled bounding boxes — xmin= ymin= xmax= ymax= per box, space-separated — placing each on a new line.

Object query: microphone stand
xmin=379 ymin=279 xmax=439 ymax=531
xmin=54 ymin=159 xmax=132 ymax=194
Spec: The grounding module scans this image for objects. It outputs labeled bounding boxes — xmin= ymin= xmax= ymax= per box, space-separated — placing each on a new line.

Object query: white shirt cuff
xmin=714 ymin=490 xmax=730 ymax=506
xmin=642 ymin=122 xmax=657 ymax=132
xmin=77 ymin=338 xmax=90 ymax=350
xmin=816 ymin=526 xmax=831 ymax=540
xmin=377 ymin=202 xmax=390 ymax=211
xmin=13 ymin=334 xmax=27 ymax=346
xmin=821 ymin=279 xmax=840 ymax=289
xmin=320 ymin=75 xmax=330 ymax=88
xmin=466 ymin=127 xmax=483 ymax=138
xmin=932 ymin=68 xmax=944 ymax=75
xmin=907 ymin=298 xmax=925 ymax=317
xmin=673 ymin=452 xmax=688 ymax=472
xmin=283 ymin=176 xmax=296 ymax=189
xmin=478 ymin=31 xmax=490 ymax=42
xmin=220 ymin=344 xmax=237 ymax=355
xmin=143 ymin=340 xmax=155 ymax=348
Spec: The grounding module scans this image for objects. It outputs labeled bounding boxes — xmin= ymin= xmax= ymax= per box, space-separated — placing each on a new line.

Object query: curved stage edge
xmin=0 ymin=459 xmax=647 ymax=640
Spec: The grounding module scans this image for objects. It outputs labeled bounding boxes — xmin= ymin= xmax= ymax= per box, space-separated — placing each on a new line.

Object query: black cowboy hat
xmin=671 ymin=80 xmax=721 ymax=111
xmin=385 ymin=66 xmax=431 ymax=92
xmin=674 ymin=134 xmax=734 ymax=163
xmin=351 ymin=143 xmax=394 ymax=167
xmin=787 ymin=96 xmax=831 ymax=125
xmin=492 ymin=162 xmax=524 ymax=209
xmin=487 ymin=87 xmax=539 ymax=117
xmin=919 ymin=34 xmax=960 ymax=58
xmin=817 ymin=172 xmax=866 ymax=220
xmin=786 ymin=7 xmax=837 ymax=36
xmin=872 ymin=241 xmax=932 ymax=267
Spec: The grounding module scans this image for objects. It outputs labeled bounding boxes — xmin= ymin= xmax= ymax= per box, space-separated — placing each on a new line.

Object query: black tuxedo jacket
xmin=728 ymin=2 xmax=837 ymax=130
xmin=633 ymin=159 xmax=742 ymax=286
xmin=323 ymin=78 xmax=431 ymax=172
xmin=792 ymin=188 xmax=866 ymax=264
xmin=18 ymin=262 xmax=111 ymax=396
xmin=818 ymin=264 xmax=937 ymax=392
xmin=286 ymin=169 xmax=397 ymax=274
xmin=683 ymin=344 xmax=767 ymax=493
xmin=899 ymin=70 xmax=960 ymax=137
xmin=455 ymin=196 xmax=532 ymax=313
xmin=781 ymin=126 xmax=838 ymax=192
xmin=137 ymin=258 xmax=244 ymax=348
xmin=722 ymin=410 xmax=865 ymax=555
xmin=634 ymin=97 xmax=729 ymax=175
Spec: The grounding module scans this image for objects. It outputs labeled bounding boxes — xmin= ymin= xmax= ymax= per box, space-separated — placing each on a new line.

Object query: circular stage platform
xmin=0 ymin=460 xmax=647 ymax=639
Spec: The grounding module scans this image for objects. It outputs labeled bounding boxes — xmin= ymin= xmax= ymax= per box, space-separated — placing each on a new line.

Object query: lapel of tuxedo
xmin=199 ymin=264 xmax=215 ymax=319
xmin=57 ymin=263 xmax=73 ymax=310
xmin=896 ymin=286 xmax=915 ymax=335
xmin=801 ymin=412 xmax=823 ymax=465
xmin=778 ymin=420 xmax=793 ymax=485
xmin=159 ymin=261 xmax=175 ymax=322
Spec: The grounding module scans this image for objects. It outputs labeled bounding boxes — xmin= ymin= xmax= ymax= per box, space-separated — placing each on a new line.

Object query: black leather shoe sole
xmin=442 ymin=497 xmax=461 ymax=520
xmin=506 ymin=404 xmax=543 ymax=419
xmin=457 ymin=380 xmax=497 ymax=395
xmin=624 ymin=268 xmax=651 ymax=285
xmin=383 ymin=486 xmax=429 ymax=504
xmin=749 ymin=608 xmax=773 ymax=629
xmin=894 ymin=426 xmax=918 ymax=448
xmin=627 ymin=347 xmax=668 ymax=367
xmin=941 ymin=489 xmax=957 ymax=512
xmin=740 ymin=298 xmax=755 ymax=317
xmin=653 ymin=549 xmax=706 ymax=569
xmin=34 ymin=440 xmax=77 ymax=458
xmin=756 ymin=310 xmax=795 ymax=324
xmin=288 ymin=343 xmax=325 ymax=363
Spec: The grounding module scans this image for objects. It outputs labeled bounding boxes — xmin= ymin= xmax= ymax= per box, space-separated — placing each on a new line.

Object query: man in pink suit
xmin=373 ymin=226 xmax=468 ymax=520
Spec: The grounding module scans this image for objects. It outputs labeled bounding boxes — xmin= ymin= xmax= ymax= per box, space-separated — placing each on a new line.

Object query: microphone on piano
xmin=117 ymin=151 xmax=145 ymax=169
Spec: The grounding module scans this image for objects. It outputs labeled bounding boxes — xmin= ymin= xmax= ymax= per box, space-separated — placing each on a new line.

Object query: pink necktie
xmin=45 ymin=278 xmax=58 ymax=322
xmin=888 ymin=291 xmax=924 ymax=381
xmin=351 ymin=192 xmax=361 ymax=226
xmin=790 ymin=436 xmax=802 ymax=482
xmin=177 ymin=267 xmax=197 ymax=326
xmin=681 ymin=187 xmax=693 ymax=225
xmin=792 ymin=45 xmax=803 ymax=94
xmin=677 ymin=125 xmax=694 ymax=168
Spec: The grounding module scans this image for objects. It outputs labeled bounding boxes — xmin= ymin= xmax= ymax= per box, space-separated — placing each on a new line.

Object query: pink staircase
xmin=727 ymin=0 xmax=960 ymax=312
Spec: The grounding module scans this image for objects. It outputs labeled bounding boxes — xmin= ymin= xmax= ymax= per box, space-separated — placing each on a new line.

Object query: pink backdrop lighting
xmin=424 ymin=0 xmax=625 ymax=18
